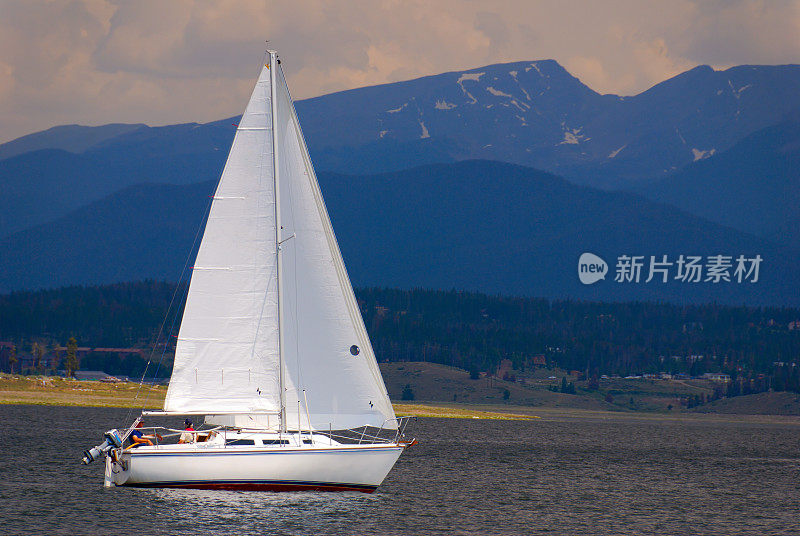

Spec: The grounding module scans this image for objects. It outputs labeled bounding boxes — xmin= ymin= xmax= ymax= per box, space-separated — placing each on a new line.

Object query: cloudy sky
xmin=0 ymin=0 xmax=798 ymax=143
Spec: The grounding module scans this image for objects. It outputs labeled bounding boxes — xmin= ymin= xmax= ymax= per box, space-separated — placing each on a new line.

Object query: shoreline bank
xmin=3 ymin=375 xmax=800 ymax=424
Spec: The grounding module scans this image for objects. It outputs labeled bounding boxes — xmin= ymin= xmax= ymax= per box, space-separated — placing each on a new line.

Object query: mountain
xmin=11 ymin=61 xmax=796 ymax=186
xmin=1 ymin=60 xmax=799 ymax=305
xmin=0 ymin=180 xmax=215 ymax=290
xmin=299 ymin=61 xmax=800 ymax=186
xmin=583 ymin=65 xmax=800 ymax=186
xmin=644 ymin=118 xmax=800 ymax=249
xmin=0 ymin=160 xmax=795 ymax=305
xmin=297 ymin=59 xmax=613 ymax=176
xmin=0 ymin=123 xmax=145 ymax=160
xmin=0 ymin=121 xmax=233 ymax=237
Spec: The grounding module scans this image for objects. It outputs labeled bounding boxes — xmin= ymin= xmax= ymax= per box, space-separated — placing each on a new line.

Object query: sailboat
xmin=82 ymin=51 xmax=414 ymax=492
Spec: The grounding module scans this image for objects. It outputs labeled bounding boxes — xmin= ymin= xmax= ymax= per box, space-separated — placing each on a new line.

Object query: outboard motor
xmin=82 ymin=429 xmax=123 ymax=464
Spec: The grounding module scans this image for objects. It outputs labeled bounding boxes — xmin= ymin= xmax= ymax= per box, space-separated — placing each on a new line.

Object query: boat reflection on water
xmin=142 ymin=487 xmax=380 ymax=531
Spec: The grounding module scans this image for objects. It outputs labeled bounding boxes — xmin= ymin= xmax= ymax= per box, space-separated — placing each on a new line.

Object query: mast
xmin=268 ymin=50 xmax=287 ymax=433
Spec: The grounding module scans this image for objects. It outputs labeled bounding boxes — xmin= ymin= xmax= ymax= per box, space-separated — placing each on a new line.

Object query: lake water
xmin=1 ymin=404 xmax=799 ymax=535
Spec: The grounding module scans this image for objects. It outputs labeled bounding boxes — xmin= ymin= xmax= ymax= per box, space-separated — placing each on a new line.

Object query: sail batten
xmin=163 ymin=55 xmax=395 ymax=430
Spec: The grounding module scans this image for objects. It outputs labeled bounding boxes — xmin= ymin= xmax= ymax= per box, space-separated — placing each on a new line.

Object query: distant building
xmin=701 ymin=373 xmax=731 ymax=382
xmin=531 ymin=354 xmax=546 ymax=367
xmin=92 ymin=348 xmax=145 ymax=356
xmin=789 ymin=320 xmax=800 ymax=331
xmin=496 ymin=359 xmax=513 ymax=379
xmin=74 ymin=370 xmax=121 ymax=382
xmin=659 ymin=372 xmax=673 ymax=380
xmin=54 ymin=346 xmax=144 ymax=358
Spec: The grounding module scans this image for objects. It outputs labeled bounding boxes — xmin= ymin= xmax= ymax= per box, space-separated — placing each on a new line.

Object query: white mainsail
xmin=163 ymin=54 xmax=396 ymax=431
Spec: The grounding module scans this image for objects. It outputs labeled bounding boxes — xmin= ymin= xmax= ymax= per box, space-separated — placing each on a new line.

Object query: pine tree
xmin=8 ymin=345 xmax=17 ymax=374
xmin=65 ymin=337 xmax=79 ymax=377
xmin=32 ymin=342 xmax=43 ymax=375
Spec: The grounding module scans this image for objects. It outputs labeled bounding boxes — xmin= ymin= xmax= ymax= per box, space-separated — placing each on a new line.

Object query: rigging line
xmin=125 ymin=187 xmax=215 ymax=422
xmin=144 ymin=277 xmax=192 ymax=409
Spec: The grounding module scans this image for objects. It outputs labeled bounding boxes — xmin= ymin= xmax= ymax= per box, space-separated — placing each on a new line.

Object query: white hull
xmin=107 ymin=435 xmax=404 ymax=493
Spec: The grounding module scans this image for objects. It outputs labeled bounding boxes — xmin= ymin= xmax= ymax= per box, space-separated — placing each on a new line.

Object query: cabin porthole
xmin=350 ymin=345 xmax=360 ymax=356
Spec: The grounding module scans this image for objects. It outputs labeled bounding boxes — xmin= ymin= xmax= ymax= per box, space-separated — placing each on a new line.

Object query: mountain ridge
xmin=1 ymin=61 xmax=799 ymax=305
xmin=1 ymin=160 xmax=795 ymax=305
xmin=5 ymin=60 xmax=800 ymax=183
xmin=643 ymin=117 xmax=800 ymax=249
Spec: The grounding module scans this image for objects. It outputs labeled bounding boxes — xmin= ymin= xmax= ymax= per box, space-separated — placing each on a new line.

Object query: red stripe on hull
xmin=126 ymin=481 xmax=377 ymax=493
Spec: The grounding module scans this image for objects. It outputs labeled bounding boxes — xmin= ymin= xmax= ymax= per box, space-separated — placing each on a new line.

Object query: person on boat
xmin=178 ymin=418 xmax=195 ymax=444
xmin=128 ymin=421 xmax=161 ymax=448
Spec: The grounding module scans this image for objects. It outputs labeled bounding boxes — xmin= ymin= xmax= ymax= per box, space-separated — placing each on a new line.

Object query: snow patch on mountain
xmin=458 ymin=72 xmax=485 ymax=83
xmin=507 ymin=70 xmax=534 ymax=102
xmin=560 ymin=132 xmax=579 ymax=144
xmin=419 ymin=120 xmax=430 ymax=139
xmin=608 ymin=145 xmax=626 ymax=158
xmin=559 ymin=126 xmax=586 ymax=145
xmin=526 ymin=62 xmax=544 ymax=76
xmin=675 ymin=128 xmax=688 ymax=146
xmin=728 ymin=80 xmax=752 ymax=98
xmin=434 ymin=99 xmax=457 ymax=110
xmin=387 ymin=103 xmax=407 ymax=114
xmin=692 ymin=148 xmax=716 ymax=161
xmin=486 ymin=86 xmax=513 ymax=98
xmin=457 ymin=72 xmax=485 ymax=104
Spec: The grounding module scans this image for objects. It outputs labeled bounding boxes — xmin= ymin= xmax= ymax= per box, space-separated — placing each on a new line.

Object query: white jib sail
xmin=164 ymin=54 xmax=396 ymax=431
xmin=274 ymin=64 xmax=396 ymax=431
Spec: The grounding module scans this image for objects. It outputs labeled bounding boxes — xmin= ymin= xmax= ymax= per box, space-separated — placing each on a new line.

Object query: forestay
xmin=163 ymin=54 xmax=396 ymax=431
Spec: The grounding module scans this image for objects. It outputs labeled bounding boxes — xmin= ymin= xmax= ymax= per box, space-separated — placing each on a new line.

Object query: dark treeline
xmin=0 ymin=280 xmax=182 ymax=347
xmin=357 ymin=288 xmax=800 ymax=380
xmin=1 ymin=282 xmax=799 ymax=384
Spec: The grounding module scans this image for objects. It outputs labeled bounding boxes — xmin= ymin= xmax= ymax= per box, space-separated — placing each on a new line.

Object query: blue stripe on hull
xmin=127 ymin=446 xmax=402 ymax=458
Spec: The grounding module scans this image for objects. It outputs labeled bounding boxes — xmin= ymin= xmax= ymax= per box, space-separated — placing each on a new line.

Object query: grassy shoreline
xmin=3 ymin=375 xmax=800 ymax=424
xmin=0 ymin=375 xmax=538 ymax=420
